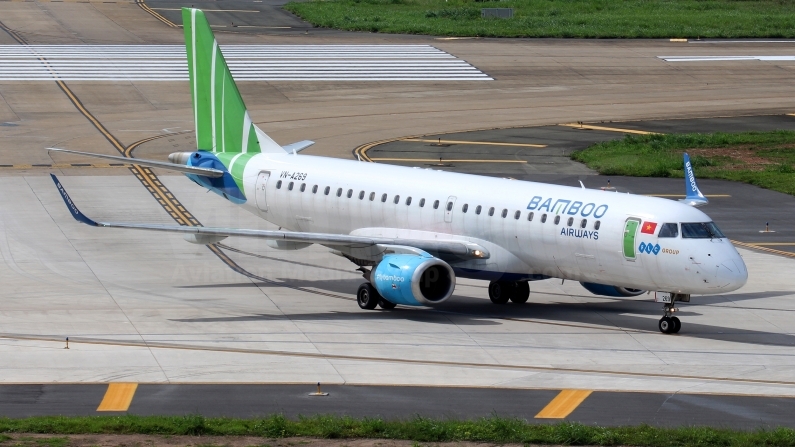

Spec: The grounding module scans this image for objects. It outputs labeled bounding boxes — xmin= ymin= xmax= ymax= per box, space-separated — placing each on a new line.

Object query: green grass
xmin=571 ymin=130 xmax=795 ymax=196
xmin=2 ymin=415 xmax=795 ymax=446
xmin=284 ymin=0 xmax=795 ymax=38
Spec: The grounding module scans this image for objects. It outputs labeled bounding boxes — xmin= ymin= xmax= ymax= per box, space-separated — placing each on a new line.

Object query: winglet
xmin=680 ymin=153 xmax=708 ymax=207
xmin=50 ymin=174 xmax=99 ymax=226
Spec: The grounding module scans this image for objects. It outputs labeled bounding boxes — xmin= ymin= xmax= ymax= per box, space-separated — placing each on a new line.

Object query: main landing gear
xmin=659 ymin=301 xmax=681 ymax=334
xmin=356 ymin=283 xmax=396 ymax=310
xmin=488 ymin=281 xmax=530 ymax=304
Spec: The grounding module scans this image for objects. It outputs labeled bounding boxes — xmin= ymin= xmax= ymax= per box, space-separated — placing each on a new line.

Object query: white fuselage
xmin=233 ymin=152 xmax=747 ymax=295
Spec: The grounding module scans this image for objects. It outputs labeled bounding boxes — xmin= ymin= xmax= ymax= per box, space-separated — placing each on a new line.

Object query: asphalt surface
xmin=2 ymin=384 xmax=795 ymax=429
xmin=365 ymin=114 xmax=795 ymax=253
xmin=2 ymin=0 xmax=795 ymax=429
xmin=142 ymin=0 xmax=342 ymax=35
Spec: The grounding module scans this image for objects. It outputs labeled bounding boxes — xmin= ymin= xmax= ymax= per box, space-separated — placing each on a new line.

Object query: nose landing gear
xmin=659 ymin=314 xmax=681 ymax=334
xmin=655 ymin=292 xmax=689 ymax=334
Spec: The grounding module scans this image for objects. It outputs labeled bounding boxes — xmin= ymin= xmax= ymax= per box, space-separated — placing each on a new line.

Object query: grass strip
xmin=2 ymin=415 xmax=795 ymax=446
xmin=284 ymin=0 xmax=795 ymax=38
xmin=571 ymin=130 xmax=795 ymax=196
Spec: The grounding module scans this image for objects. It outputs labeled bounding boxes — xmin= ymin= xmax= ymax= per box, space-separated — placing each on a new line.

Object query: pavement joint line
xmin=96 ymin=383 xmax=138 ymax=412
xmin=400 ymin=138 xmax=547 ymax=148
xmin=535 ymin=389 xmax=593 ymax=418
xmin=4 ymin=332 xmax=795 ymax=388
xmin=2 ymin=381 xmax=795 ymax=399
xmin=559 ymin=123 xmax=661 ymax=135
xmin=369 ymin=158 xmax=528 ymax=163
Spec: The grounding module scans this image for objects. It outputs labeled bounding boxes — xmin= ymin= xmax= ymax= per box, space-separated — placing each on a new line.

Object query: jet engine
xmin=580 ymin=282 xmax=645 ymax=297
xmin=372 ymin=254 xmax=455 ymax=306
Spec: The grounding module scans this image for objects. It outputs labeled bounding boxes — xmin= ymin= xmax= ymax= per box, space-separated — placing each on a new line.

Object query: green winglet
xmin=182 ymin=8 xmax=282 ymax=154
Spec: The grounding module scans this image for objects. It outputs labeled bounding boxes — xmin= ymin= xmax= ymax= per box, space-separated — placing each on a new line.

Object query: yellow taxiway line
xmin=97 ymin=383 xmax=138 ymax=412
xmin=535 ymin=390 xmax=593 ymax=419
xmin=369 ymin=158 xmax=528 ymax=163
xmin=151 ymin=8 xmax=260 ymax=12
xmin=741 ymin=242 xmax=795 ymax=246
xmin=643 ymin=194 xmax=732 ymax=198
xmin=401 ymin=138 xmax=547 ymax=148
xmin=559 ymin=123 xmax=661 ymax=135
xmin=732 ymin=240 xmax=795 ymax=258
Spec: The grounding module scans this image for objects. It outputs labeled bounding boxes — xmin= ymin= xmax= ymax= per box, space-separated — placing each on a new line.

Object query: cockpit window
xmin=658 ymin=223 xmax=679 ymax=238
xmin=681 ymin=222 xmax=726 ymax=239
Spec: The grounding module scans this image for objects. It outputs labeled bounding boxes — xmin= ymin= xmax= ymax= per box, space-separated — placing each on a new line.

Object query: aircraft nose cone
xmin=719 ymin=249 xmax=748 ymax=292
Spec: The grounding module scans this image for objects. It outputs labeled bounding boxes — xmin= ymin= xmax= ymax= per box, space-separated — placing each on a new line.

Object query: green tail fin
xmin=182 ymin=8 xmax=282 ymax=154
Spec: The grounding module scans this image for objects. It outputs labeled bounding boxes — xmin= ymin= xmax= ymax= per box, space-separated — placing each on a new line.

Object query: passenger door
xmin=623 ymin=218 xmax=640 ymax=261
xmin=255 ymin=171 xmax=270 ymax=211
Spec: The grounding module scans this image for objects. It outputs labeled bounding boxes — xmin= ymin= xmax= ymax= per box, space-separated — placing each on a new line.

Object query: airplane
xmin=48 ymin=7 xmax=747 ymax=334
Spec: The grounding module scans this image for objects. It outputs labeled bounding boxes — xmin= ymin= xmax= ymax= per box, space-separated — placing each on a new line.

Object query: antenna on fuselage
xmin=579 ymin=180 xmax=585 ymax=189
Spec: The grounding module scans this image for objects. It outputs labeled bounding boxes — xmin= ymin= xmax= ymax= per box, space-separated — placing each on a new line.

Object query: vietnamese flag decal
xmin=641 ymin=221 xmax=658 ymax=234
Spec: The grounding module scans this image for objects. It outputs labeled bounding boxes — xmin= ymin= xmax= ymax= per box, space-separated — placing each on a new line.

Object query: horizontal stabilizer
xmin=50 ymin=175 xmax=490 ymax=261
xmin=47 ymin=148 xmax=225 ymax=178
xmin=680 ymin=152 xmax=708 ymax=207
xmin=282 ymin=140 xmax=315 ymax=153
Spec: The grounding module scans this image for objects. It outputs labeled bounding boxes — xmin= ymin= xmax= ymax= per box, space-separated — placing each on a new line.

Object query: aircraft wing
xmin=51 ymin=174 xmax=489 ymax=261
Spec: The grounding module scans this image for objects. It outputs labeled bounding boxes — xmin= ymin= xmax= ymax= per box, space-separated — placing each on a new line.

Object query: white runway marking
xmin=0 ymin=45 xmax=492 ymax=81
xmin=660 ymin=55 xmax=795 ymax=62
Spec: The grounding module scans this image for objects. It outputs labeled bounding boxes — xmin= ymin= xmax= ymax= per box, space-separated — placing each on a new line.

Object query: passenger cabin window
xmin=514 ymin=211 xmax=521 ymax=220
xmin=658 ymin=223 xmax=679 ymax=238
xmin=381 ymin=193 xmax=387 ymax=202
xmin=336 ymin=188 xmax=342 ymax=197
xmin=324 ymin=186 xmax=330 ymax=195
xmin=567 ymin=217 xmax=574 ymax=227
xmin=419 ymin=198 xmax=425 ymax=207
xmin=446 ymin=201 xmax=453 ymax=211
xmin=312 ymin=185 xmax=318 ymax=194
xmin=527 ymin=212 xmax=534 ymax=222
xmin=501 ymin=209 xmax=508 ymax=218
xmin=369 ymin=192 xmax=375 ymax=201
xmin=347 ymin=189 xmax=353 ymax=198
xmin=276 ymin=180 xmax=282 ymax=189
xmin=394 ymin=195 xmax=401 ymax=204
xmin=359 ymin=191 xmax=365 ymax=200
xmin=554 ymin=216 xmax=560 ymax=225
xmin=488 ymin=207 xmax=495 ymax=216
xmin=462 ymin=204 xmax=468 ymax=213
xmin=476 ymin=205 xmax=482 ymax=215
xmin=406 ymin=197 xmax=412 ymax=206
xmin=580 ymin=219 xmax=587 ymax=229
xmin=541 ymin=214 xmax=547 ymax=223
xmin=300 ymin=183 xmax=306 ymax=192
xmin=594 ymin=220 xmax=600 ymax=230
xmin=288 ymin=182 xmax=294 ymax=191
xmin=681 ymin=222 xmax=725 ymax=239
xmin=433 ymin=200 xmax=440 ymax=209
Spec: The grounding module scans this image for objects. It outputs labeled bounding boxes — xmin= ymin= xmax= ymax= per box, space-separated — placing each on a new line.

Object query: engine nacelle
xmin=580 ymin=282 xmax=645 ymax=297
xmin=372 ymin=254 xmax=455 ymax=306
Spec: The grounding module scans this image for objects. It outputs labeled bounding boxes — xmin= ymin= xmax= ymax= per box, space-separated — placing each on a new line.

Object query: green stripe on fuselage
xmin=215 ymin=152 xmax=255 ymax=192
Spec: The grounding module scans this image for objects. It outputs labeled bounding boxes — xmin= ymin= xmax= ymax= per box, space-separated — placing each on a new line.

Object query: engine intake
xmin=372 ymin=254 xmax=455 ymax=306
xmin=580 ymin=282 xmax=645 ymax=297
